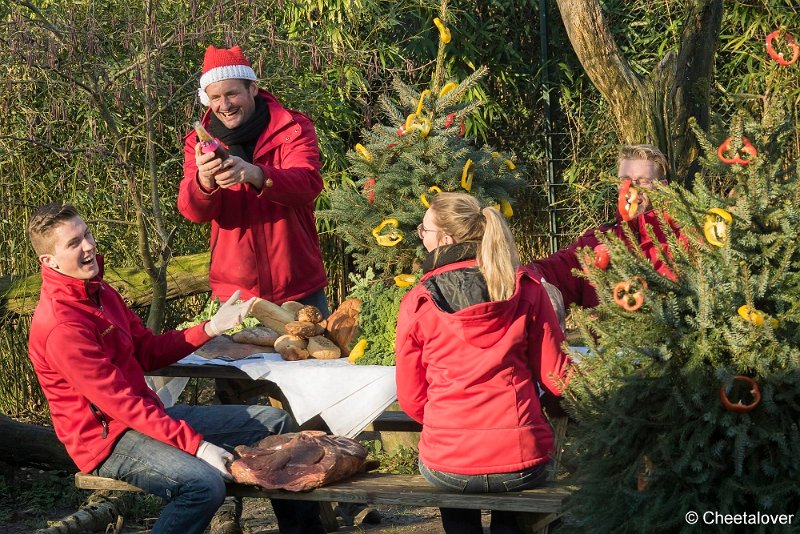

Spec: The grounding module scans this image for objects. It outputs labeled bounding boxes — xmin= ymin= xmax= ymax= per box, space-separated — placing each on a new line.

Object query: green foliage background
xmin=0 ymin=0 xmax=797 ymax=417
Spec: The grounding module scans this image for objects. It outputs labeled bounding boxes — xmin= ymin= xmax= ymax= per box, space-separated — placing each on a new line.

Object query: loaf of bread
xmin=274 ymin=335 xmax=309 ymax=361
xmin=307 ymin=335 xmax=341 ymax=359
xmin=281 ymin=301 xmax=306 ymax=315
xmin=230 ymin=325 xmax=281 ymax=347
xmin=296 ymin=305 xmax=324 ymax=324
xmin=284 ymin=321 xmax=325 ymax=338
xmin=325 ymin=298 xmax=361 ymax=353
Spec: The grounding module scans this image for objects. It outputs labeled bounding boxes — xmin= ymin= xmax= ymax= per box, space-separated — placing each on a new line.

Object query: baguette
xmin=252 ymin=298 xmax=296 ymax=332
xmin=281 ymin=301 xmax=306 ymax=315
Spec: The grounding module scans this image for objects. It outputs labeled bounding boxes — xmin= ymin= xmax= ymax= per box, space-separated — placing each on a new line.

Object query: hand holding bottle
xmin=194 ymin=121 xmax=229 ymax=190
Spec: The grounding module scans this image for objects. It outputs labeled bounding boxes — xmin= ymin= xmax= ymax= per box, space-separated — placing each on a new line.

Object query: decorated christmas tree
xmin=320 ymin=0 xmax=525 ymax=364
xmin=561 ymin=31 xmax=800 ymax=532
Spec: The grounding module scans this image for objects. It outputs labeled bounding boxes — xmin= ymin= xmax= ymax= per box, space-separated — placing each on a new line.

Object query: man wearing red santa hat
xmin=178 ymin=44 xmax=328 ymax=534
xmin=179 ymin=45 xmax=329 ymax=317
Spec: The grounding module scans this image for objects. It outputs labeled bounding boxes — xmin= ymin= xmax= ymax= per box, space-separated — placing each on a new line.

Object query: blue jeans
xmin=297 ymin=288 xmax=331 ymax=318
xmin=94 ymin=404 xmax=324 ymax=534
xmin=420 ymin=460 xmax=549 ymax=534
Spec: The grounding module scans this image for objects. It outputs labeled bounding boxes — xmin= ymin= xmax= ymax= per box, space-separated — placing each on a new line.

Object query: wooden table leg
xmin=319 ymin=501 xmax=339 ymax=532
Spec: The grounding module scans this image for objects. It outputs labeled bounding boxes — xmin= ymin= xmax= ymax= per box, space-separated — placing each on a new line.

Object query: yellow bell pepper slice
xmin=737 ymin=305 xmax=777 ymax=328
xmin=500 ymin=199 xmax=513 ymax=218
xmin=433 ymin=17 xmax=451 ymax=44
xmin=394 ymin=274 xmax=416 ymax=288
xmin=704 ymin=207 xmax=732 ymax=247
xmin=405 ymin=113 xmax=417 ymax=131
xmin=420 ymin=185 xmax=443 ymax=208
xmin=414 ymin=117 xmax=432 ymax=138
xmin=416 ymin=90 xmax=431 ymax=115
xmin=372 ymin=218 xmax=404 ymax=246
xmin=348 ymin=339 xmax=367 ymax=364
xmin=355 ymin=143 xmax=373 ymax=162
xmin=461 ymin=159 xmax=474 ymax=191
xmin=439 ymin=82 xmax=458 ymax=98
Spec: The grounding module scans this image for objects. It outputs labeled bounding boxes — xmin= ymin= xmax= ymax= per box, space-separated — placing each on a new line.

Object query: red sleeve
xmin=394 ymin=294 xmax=427 ymax=424
xmin=530 ymin=229 xmax=601 ymax=309
xmin=178 ymin=131 xmax=222 ymax=223
xmin=254 ymin=114 xmax=323 ymax=208
xmin=121 ymin=304 xmax=211 ymax=372
xmin=526 ymin=283 xmax=571 ymax=397
xmin=45 ymin=322 xmax=204 ymax=454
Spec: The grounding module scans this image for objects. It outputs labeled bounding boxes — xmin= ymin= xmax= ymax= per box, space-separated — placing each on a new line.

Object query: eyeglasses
xmin=625 ymin=178 xmax=668 ymax=189
xmin=417 ymin=223 xmax=437 ymax=239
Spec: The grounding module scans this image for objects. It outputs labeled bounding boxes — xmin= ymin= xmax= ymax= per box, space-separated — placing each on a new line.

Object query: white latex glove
xmin=195 ymin=440 xmax=234 ymax=481
xmin=207 ymin=290 xmax=256 ymax=336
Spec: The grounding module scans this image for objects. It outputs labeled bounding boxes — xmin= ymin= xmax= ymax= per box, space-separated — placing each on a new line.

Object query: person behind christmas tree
xmin=178 ymin=44 xmax=329 ymax=315
xmin=395 ymin=192 xmax=571 ymax=534
xmin=530 ymin=143 xmax=684 ymax=308
xmin=26 ymin=203 xmax=326 ymax=534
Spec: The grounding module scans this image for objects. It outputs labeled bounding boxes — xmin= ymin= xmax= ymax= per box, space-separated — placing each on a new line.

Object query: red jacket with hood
xmin=178 ymin=89 xmax=327 ymax=303
xmin=395 ymin=256 xmax=570 ymax=475
xmin=531 ymin=210 xmax=684 ymax=308
xmin=28 ymin=260 xmax=211 ymax=472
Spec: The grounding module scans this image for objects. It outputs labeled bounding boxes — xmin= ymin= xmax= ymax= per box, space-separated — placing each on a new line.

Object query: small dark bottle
xmin=193 ymin=121 xmax=229 ymax=161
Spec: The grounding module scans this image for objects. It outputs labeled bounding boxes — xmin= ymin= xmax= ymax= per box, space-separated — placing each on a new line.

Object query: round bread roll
xmin=284 ymin=321 xmax=325 ymax=338
xmin=307 ymin=335 xmax=342 ymax=359
xmin=296 ymin=305 xmax=324 ymax=324
xmin=274 ymin=334 xmax=309 ymax=361
xmin=231 ymin=325 xmax=281 ymax=347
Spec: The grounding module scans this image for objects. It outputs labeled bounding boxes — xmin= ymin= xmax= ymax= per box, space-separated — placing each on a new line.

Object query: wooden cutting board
xmin=194 ymin=335 xmax=276 ymax=361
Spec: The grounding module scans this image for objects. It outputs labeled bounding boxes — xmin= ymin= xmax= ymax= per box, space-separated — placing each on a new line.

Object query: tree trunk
xmin=0 ymin=414 xmax=76 ymax=471
xmin=0 ymin=252 xmax=211 ymax=316
xmin=554 ymin=0 xmax=723 ymax=183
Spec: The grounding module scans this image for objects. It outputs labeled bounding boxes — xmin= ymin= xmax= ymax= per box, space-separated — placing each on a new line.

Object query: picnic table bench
xmin=75 ymin=414 xmax=571 ymax=532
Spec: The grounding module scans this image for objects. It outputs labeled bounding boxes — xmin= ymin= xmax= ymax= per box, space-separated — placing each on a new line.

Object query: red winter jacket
xmin=531 ymin=210 xmax=684 ymax=308
xmin=395 ymin=260 xmax=570 ymax=475
xmin=179 ymin=89 xmax=327 ymax=303
xmin=28 ymin=260 xmax=211 ymax=472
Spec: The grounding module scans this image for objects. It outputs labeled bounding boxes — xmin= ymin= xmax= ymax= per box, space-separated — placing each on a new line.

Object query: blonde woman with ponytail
xmin=395 ymin=192 xmax=571 ymax=534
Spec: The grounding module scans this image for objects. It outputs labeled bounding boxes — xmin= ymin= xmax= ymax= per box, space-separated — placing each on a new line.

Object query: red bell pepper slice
xmin=719 ymin=375 xmax=761 ymax=413
xmin=363 ymin=178 xmax=376 ymax=204
xmin=717 ymin=136 xmax=757 ymax=166
xmin=612 ymin=277 xmax=647 ymax=312
xmin=617 ymin=179 xmax=639 ymax=222
xmin=766 ymin=30 xmax=799 ymax=67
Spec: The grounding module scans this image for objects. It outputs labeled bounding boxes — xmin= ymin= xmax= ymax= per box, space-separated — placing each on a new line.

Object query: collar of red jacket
xmin=412 ymin=261 xmax=541 ymax=311
xmin=199 ymin=88 xmax=302 ymax=150
xmin=40 ymin=254 xmax=105 ymax=304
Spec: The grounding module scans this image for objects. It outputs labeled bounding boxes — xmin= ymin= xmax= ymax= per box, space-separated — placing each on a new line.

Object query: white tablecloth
xmin=174 ymin=352 xmax=397 ymax=438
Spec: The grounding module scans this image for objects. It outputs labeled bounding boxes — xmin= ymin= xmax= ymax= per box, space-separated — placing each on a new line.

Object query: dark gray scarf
xmin=208 ymin=96 xmax=270 ymax=162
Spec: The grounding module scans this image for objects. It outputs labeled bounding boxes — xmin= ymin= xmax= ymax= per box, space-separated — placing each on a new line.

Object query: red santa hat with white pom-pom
xmin=197 ymin=45 xmax=257 ymax=106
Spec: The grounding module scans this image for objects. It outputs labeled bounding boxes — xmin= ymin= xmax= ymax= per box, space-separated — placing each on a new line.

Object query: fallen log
xmin=36 ymin=491 xmax=135 ymax=534
xmin=0 ymin=414 xmax=75 ymax=471
xmin=0 ymin=252 xmax=211 ymax=316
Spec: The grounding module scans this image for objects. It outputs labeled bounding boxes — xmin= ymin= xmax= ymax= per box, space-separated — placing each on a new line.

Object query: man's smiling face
xmin=205 ymin=78 xmax=259 ymax=130
xmin=40 ymin=216 xmax=99 ymax=280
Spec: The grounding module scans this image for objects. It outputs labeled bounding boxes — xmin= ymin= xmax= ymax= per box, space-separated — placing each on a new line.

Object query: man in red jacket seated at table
xmin=178 ymin=44 xmax=329 ymax=316
xmin=27 ymin=203 xmax=325 ymax=534
xmin=531 ymin=144 xmax=684 ymax=309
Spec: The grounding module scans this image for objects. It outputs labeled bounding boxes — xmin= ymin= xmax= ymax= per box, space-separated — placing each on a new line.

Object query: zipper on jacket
xmin=89 ymin=403 xmax=108 ymax=438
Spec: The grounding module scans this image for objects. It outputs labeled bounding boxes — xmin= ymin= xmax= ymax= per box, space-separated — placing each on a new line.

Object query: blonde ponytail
xmin=429 ymin=193 xmax=519 ymax=302
xmin=479 ymin=207 xmax=519 ymax=301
